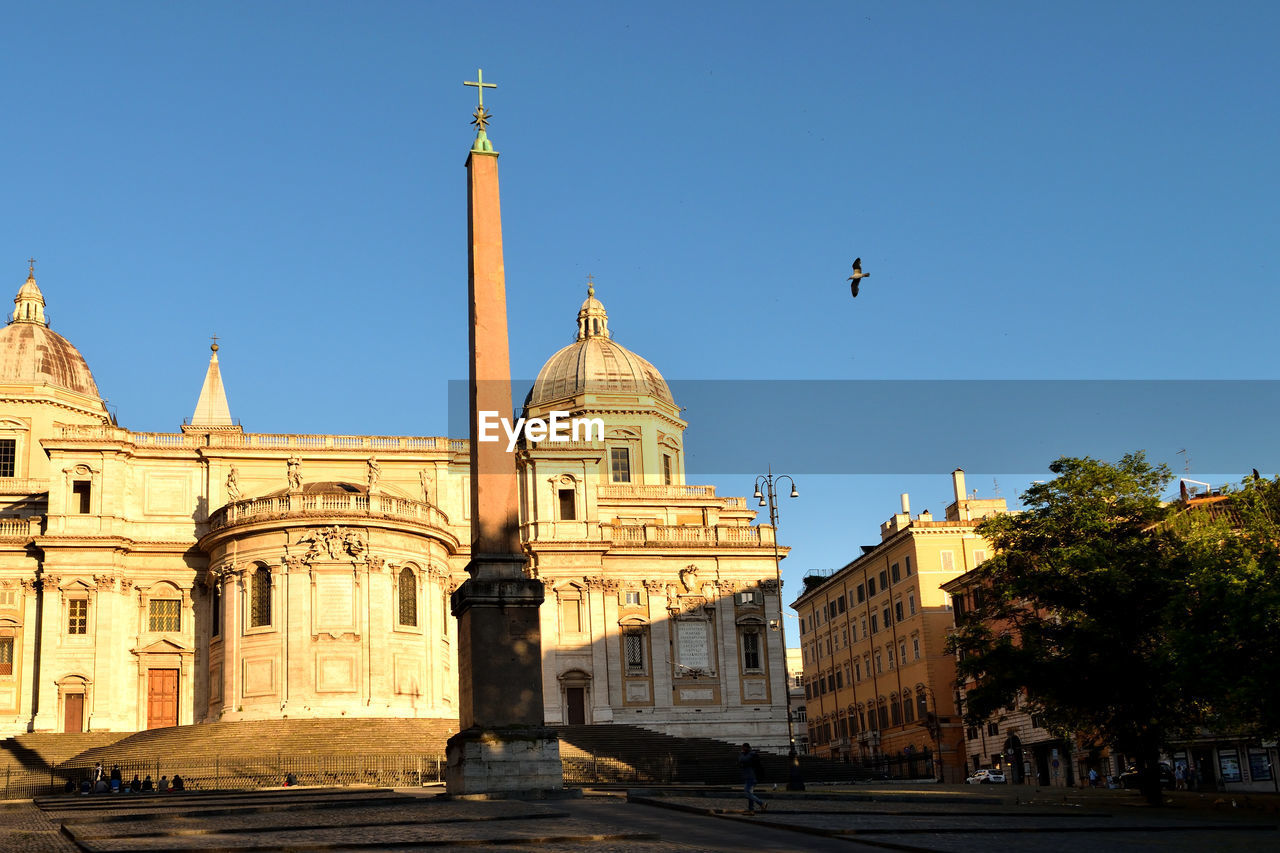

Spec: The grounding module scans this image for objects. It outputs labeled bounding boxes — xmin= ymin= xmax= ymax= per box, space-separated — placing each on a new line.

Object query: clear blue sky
xmin=4 ymin=2 xmax=1277 ymax=638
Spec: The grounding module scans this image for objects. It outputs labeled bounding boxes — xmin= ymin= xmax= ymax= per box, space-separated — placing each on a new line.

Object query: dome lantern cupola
xmin=576 ymin=280 xmax=610 ymax=341
xmin=12 ymin=260 xmax=47 ymax=326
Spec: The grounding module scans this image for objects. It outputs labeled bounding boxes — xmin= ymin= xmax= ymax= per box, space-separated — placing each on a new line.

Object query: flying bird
xmin=848 ymin=258 xmax=871 ymax=297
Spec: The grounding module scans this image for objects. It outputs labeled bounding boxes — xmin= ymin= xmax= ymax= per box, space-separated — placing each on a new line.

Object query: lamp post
xmin=753 ymin=466 xmax=802 ymax=790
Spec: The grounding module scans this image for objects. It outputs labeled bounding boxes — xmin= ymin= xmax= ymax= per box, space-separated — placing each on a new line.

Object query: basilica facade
xmin=0 ymin=269 xmax=790 ymax=749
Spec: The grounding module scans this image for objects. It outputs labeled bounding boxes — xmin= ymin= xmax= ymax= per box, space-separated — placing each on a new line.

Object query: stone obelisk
xmin=445 ymin=69 xmax=564 ymax=795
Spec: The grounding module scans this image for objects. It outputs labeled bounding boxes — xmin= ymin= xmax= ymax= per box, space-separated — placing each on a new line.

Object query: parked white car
xmin=966 ymin=769 xmax=1007 ymax=784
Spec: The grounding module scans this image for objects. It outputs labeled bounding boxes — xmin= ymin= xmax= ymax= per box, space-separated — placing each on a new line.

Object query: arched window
xmin=250 ymin=566 xmax=272 ymax=628
xmin=917 ymin=690 xmax=930 ymax=720
xmin=398 ymin=567 xmax=417 ymax=627
xmin=210 ymin=582 xmax=221 ymax=637
xmin=903 ymin=691 xmax=915 ymax=722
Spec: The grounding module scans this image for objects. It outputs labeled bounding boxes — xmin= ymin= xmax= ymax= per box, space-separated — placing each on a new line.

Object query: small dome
xmin=0 ymin=271 xmax=102 ymax=399
xmin=527 ymin=284 xmax=674 ymax=409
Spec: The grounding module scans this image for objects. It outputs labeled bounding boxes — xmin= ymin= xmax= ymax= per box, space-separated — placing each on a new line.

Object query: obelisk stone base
xmin=445 ymin=726 xmax=565 ymax=796
xmin=446 ymin=570 xmax=565 ymax=795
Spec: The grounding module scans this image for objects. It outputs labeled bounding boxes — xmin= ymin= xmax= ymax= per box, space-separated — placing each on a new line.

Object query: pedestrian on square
xmin=172 ymin=774 xmax=185 ymax=791
xmin=158 ymin=775 xmax=169 ymax=793
xmin=130 ymin=775 xmax=142 ymax=793
xmin=1088 ymin=767 xmax=1099 ymax=788
xmin=141 ymin=775 xmax=154 ymax=792
xmin=738 ymin=743 xmax=767 ymax=814
xmin=1175 ymin=764 xmax=1186 ymax=790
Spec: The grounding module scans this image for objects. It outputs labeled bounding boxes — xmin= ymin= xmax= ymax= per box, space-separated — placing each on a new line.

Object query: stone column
xmin=445 ymin=119 xmax=562 ymax=795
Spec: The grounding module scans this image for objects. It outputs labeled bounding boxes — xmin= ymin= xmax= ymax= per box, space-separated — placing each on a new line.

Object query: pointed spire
xmin=191 ymin=338 xmax=233 ymax=426
xmin=576 ymin=277 xmax=610 ymax=340
xmin=11 ymin=260 xmax=47 ymax=326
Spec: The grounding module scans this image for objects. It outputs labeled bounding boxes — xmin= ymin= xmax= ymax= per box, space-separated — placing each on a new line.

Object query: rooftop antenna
xmin=992 ymin=477 xmax=1001 ymax=498
xmin=1177 ymin=448 xmax=1190 ymax=476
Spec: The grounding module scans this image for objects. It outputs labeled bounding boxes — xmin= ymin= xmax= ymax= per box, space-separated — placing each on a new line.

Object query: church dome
xmin=0 ymin=270 xmax=103 ymax=399
xmin=527 ymin=284 xmax=674 ymax=409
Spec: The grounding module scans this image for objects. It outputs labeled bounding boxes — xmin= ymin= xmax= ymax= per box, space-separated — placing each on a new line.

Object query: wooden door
xmin=147 ymin=669 xmax=179 ymax=729
xmin=64 ymin=693 xmax=84 ymax=733
xmin=566 ymin=687 xmax=585 ymax=725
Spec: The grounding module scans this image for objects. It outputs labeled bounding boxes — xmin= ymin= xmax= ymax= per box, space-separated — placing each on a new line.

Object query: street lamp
xmin=753 ymin=466 xmax=803 ymax=790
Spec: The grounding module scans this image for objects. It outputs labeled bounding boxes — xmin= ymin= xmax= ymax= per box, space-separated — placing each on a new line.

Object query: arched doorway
xmin=558 ymin=669 xmax=591 ymax=725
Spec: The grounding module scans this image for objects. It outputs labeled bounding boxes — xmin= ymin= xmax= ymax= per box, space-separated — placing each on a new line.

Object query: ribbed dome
xmin=0 ymin=272 xmax=102 ymax=399
xmin=527 ymin=284 xmax=673 ymax=409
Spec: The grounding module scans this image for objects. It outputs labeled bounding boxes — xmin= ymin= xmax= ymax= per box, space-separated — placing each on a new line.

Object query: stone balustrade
xmin=596 ymin=484 xmax=717 ymax=500
xmin=522 ymin=520 xmax=773 ymax=548
xmin=54 ymin=425 xmax=466 ymax=452
xmin=0 ymin=478 xmax=50 ymax=495
xmin=209 ymin=491 xmax=452 ymax=532
xmin=0 ymin=516 xmax=40 ymax=539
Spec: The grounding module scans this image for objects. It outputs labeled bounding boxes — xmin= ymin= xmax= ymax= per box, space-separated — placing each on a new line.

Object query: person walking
xmin=738 ymin=743 xmax=767 ymax=814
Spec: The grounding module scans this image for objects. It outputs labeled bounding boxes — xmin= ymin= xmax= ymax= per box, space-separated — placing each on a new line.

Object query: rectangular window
xmin=148 ymin=599 xmax=180 ymax=633
xmin=856 ymin=584 xmax=865 ymax=603
xmin=837 ymin=596 xmax=846 ymax=614
xmin=874 ymin=650 xmax=882 ymax=673
xmin=891 ymin=563 xmax=900 ymax=583
xmin=561 ymin=598 xmax=582 ymax=634
xmin=974 ymin=549 xmax=987 ymax=565
xmin=905 ymin=555 xmax=912 ymax=576
xmin=987 ymin=721 xmax=999 ymax=736
xmin=1247 ymin=748 xmax=1272 ymax=782
xmin=1218 ymin=748 xmax=1243 ymax=783
xmin=72 ymin=480 xmax=91 ymax=514
xmin=68 ymin=599 xmax=87 ymax=635
xmin=870 ymin=614 xmax=878 ymax=634
xmin=913 ymin=637 xmax=920 ymax=659
xmin=895 ymin=601 xmax=904 ymax=622
xmin=899 ymin=641 xmax=907 ymax=662
xmin=625 ymin=632 xmax=645 ymax=673
xmin=854 ymin=659 xmax=861 ymax=680
xmin=908 ymin=592 xmax=916 ymax=615
xmin=883 ymin=607 xmax=891 ymax=627
xmin=967 ymin=726 xmax=978 ymax=740
xmin=887 ymin=648 xmax=895 ymax=669
xmin=0 ymin=636 xmax=12 ymax=675
xmin=609 ymin=447 xmax=632 ymax=483
xmin=558 ymin=488 xmax=576 ymax=520
xmin=879 ymin=570 xmax=888 ymax=589
xmin=624 ymin=590 xmax=642 ymax=606
xmin=662 ymin=454 xmax=673 ymax=485
xmin=941 ymin=551 xmax=955 ymax=573
xmin=834 ymin=669 xmax=843 ymax=688
xmin=867 ymin=578 xmax=875 ymax=597
xmin=0 ymin=438 xmax=15 ymax=478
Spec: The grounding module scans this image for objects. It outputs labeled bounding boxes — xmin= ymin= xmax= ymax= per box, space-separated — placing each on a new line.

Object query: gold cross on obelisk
xmin=464 ymin=69 xmax=496 ymax=109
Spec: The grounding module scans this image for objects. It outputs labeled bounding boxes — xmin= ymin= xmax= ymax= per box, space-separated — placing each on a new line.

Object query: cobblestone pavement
xmin=24 ymin=784 xmax=1280 ymax=853
xmin=0 ymin=800 xmax=80 ymax=853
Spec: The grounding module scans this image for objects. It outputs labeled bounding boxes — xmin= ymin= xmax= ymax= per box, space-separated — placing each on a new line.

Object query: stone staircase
xmin=3 ymin=719 xmax=877 ymax=794
xmin=1 ymin=732 xmax=131 ymax=773
xmin=555 ymin=723 xmax=879 ymax=785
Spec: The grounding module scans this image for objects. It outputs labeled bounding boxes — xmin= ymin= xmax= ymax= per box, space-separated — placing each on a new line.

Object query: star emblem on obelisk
xmin=465 ymin=69 xmax=496 ymax=132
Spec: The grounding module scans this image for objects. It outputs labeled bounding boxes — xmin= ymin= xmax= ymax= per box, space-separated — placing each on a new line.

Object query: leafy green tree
xmin=949 ymin=453 xmax=1186 ymax=804
xmin=1166 ymin=474 xmax=1280 ymax=740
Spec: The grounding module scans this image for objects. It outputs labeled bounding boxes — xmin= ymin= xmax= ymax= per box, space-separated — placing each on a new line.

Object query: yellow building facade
xmin=0 ymin=271 xmax=790 ymax=749
xmin=792 ymin=471 xmax=1005 ymax=782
